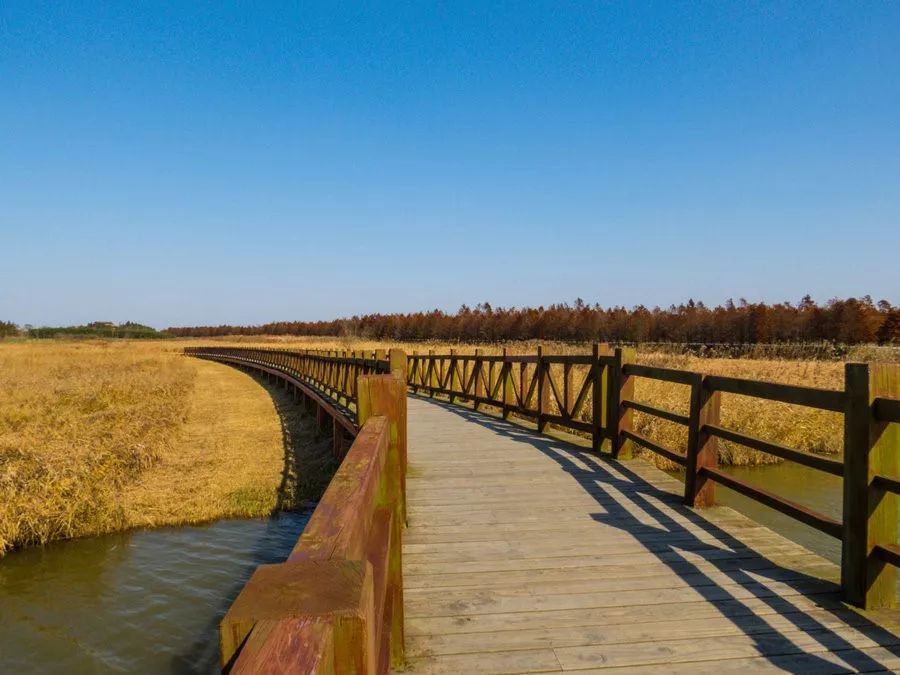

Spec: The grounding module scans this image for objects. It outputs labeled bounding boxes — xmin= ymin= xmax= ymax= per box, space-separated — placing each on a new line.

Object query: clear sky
xmin=2 ymin=2 xmax=898 ymax=328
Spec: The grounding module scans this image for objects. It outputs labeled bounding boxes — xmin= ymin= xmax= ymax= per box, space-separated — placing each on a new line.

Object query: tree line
xmin=0 ymin=321 xmax=170 ymax=339
xmin=167 ymin=295 xmax=899 ymax=344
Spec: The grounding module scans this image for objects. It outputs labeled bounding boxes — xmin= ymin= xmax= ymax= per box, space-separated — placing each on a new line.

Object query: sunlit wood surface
xmin=400 ymin=396 xmax=900 ymax=674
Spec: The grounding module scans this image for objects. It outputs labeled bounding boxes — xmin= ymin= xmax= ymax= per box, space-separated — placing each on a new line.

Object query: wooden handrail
xmin=184 ymin=348 xmax=405 ymax=673
xmin=218 ymin=372 xmax=406 ymax=674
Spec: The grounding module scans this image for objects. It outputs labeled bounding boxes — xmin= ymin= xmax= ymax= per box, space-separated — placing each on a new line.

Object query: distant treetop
xmin=27 ymin=322 xmax=168 ymax=339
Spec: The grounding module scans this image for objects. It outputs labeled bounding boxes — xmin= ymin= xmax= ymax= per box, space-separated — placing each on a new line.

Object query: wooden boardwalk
xmin=401 ymin=395 xmax=900 ymax=674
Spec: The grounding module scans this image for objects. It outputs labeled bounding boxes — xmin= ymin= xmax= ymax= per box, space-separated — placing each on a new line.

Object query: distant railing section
xmin=184 ymin=346 xmax=393 ymax=427
xmin=407 ymin=346 xmax=900 ymax=610
xmin=184 ymin=347 xmax=406 ymax=673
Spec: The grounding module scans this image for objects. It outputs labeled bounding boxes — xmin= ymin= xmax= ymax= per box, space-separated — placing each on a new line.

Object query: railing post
xmin=685 ymin=374 xmax=720 ymax=507
xmin=537 ymin=345 xmax=548 ymax=432
xmin=357 ymin=373 xmax=407 ymax=667
xmin=473 ymin=349 xmax=484 ymax=410
xmin=389 ymin=348 xmax=407 ymax=381
xmin=427 ymin=349 xmax=437 ymax=397
xmin=448 ymin=349 xmax=459 ymax=403
xmin=316 ymin=403 xmax=329 ymax=435
xmin=611 ymin=347 xmax=636 ymax=459
xmin=842 ymin=362 xmax=899 ymax=609
xmin=502 ymin=348 xmax=514 ymax=419
xmin=410 ymin=351 xmax=418 ymax=392
xmin=591 ymin=343 xmax=611 ymax=454
xmin=332 ymin=417 xmax=347 ymax=458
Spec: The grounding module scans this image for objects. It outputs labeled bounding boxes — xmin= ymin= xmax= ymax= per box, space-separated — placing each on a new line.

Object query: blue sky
xmin=2 ymin=2 xmax=898 ymax=328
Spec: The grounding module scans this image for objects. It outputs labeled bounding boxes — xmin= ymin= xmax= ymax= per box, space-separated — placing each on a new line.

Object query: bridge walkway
xmin=401 ymin=395 xmax=900 ymax=673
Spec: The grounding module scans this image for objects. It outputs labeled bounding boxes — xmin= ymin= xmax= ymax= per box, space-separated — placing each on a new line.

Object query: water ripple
xmin=0 ymin=511 xmax=310 ymax=674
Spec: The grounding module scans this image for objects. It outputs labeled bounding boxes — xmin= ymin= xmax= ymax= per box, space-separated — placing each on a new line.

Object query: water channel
xmin=0 ymin=511 xmax=310 ymax=673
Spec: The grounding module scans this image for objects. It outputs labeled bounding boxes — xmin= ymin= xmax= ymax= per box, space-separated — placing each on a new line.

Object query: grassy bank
xmin=0 ymin=341 xmax=333 ymax=555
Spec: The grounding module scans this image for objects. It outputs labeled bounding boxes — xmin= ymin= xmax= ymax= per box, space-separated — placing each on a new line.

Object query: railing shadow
xmin=414 ymin=394 xmax=900 ymax=673
xmin=169 ymin=368 xmax=334 ymax=674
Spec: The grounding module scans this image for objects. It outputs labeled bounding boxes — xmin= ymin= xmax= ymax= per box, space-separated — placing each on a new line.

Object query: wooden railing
xmin=185 ymin=346 xmax=394 ymax=423
xmin=407 ymin=346 xmax=900 ymax=610
xmin=185 ymin=347 xmax=405 ymax=673
xmin=188 ymin=341 xmax=898 ymax=672
xmin=408 ymin=345 xmax=617 ymax=452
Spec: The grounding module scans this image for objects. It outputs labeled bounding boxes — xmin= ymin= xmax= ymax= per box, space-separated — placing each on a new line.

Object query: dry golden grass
xmin=0 ymin=340 xmax=333 ymax=555
xmin=630 ymin=352 xmax=843 ymax=470
xmin=121 ymin=358 xmax=334 ymax=528
xmin=0 ymin=341 xmax=192 ymax=553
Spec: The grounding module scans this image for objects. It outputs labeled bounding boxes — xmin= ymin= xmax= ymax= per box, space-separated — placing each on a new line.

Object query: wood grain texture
xmin=400 ymin=395 xmax=900 ymax=674
xmin=230 ymin=618 xmax=336 ymax=675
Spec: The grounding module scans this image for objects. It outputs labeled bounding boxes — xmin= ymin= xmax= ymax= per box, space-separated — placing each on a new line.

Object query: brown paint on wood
xmin=290 ymin=418 xmax=388 ymax=562
xmin=843 ymin=362 xmax=899 ymax=609
xmin=501 ymin=349 xmax=515 ymax=420
xmin=220 ymin=559 xmax=374 ymax=673
xmin=612 ymin=347 xmax=636 ymax=459
xmin=357 ymin=374 xmax=407 ymax=523
xmin=473 ymin=349 xmax=484 ymax=411
xmin=685 ymin=374 xmax=720 ymax=508
xmin=537 ymin=346 xmax=549 ymax=432
xmin=389 ymin=348 xmax=407 ymax=384
xmin=229 ymin=617 xmax=335 ymax=674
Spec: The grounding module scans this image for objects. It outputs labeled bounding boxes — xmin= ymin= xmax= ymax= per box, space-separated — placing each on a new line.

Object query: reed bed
xmin=0 ymin=342 xmax=193 ymax=553
xmin=0 ymin=340 xmax=332 ymax=555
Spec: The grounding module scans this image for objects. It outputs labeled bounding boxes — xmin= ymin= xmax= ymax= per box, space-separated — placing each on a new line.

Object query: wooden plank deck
xmin=400 ymin=396 xmax=900 ymax=674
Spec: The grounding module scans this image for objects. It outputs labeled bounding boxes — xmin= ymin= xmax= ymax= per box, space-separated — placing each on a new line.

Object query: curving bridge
xmin=185 ymin=346 xmax=900 ymax=674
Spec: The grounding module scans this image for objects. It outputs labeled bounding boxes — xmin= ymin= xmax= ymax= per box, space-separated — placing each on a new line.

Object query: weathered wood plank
xmin=400 ymin=395 xmax=899 ymax=674
xmin=405 ymin=607 xmax=880 ymax=657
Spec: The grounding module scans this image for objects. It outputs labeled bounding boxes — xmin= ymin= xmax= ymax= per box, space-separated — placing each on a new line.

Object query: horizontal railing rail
xmin=185 ymin=347 xmax=392 ymax=427
xmin=408 ymin=344 xmax=615 ymax=452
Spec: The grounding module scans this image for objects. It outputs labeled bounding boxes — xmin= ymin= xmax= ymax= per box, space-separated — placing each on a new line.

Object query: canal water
xmin=0 ymin=511 xmax=310 ymax=674
xmin=716 ymin=462 xmax=842 ymax=563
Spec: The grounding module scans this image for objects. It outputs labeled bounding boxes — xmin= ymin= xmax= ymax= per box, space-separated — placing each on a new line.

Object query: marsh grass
xmin=0 ymin=340 xmax=334 ymax=555
xmin=0 ymin=341 xmax=193 ymax=553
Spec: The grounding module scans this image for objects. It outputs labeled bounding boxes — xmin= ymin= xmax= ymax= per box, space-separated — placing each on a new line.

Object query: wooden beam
xmin=502 ymin=348 xmax=514 ymax=420
xmin=537 ymin=346 xmax=549 ymax=432
xmin=685 ymin=374 xmax=720 ymax=508
xmin=612 ymin=347 xmax=636 ymax=459
xmin=842 ymin=362 xmax=898 ymax=609
xmin=473 ymin=349 xmax=484 ymax=411
xmin=357 ymin=373 xmax=407 ymax=668
xmin=220 ymin=559 xmax=375 ymax=674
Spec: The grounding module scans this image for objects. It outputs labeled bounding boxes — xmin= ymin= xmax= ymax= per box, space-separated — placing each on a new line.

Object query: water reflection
xmin=0 ymin=511 xmax=310 ymax=674
xmin=716 ymin=462 xmax=842 ymax=563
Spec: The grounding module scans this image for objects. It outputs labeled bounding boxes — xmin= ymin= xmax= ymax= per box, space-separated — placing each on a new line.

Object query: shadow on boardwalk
xmin=417 ymin=394 xmax=900 ymax=673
